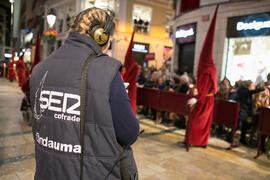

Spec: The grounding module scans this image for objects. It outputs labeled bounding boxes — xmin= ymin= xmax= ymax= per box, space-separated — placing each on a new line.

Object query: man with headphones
xmin=30 ymin=8 xmax=139 ymax=180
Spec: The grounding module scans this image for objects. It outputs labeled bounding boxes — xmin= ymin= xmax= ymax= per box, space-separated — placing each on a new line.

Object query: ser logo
xmin=34 ymin=71 xmax=48 ymax=120
xmin=34 ymin=71 xmax=81 ymax=122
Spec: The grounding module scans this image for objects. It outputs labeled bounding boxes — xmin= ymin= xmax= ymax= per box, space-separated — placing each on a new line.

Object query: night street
xmin=1 ymin=0 xmax=270 ymax=179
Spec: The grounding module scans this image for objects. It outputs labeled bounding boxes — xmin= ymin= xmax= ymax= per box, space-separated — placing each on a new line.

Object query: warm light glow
xmin=24 ymin=49 xmax=32 ymax=62
xmin=25 ymin=32 xmax=33 ymax=43
xmin=14 ymin=56 xmax=19 ymax=61
xmin=47 ymin=14 xmax=56 ymax=28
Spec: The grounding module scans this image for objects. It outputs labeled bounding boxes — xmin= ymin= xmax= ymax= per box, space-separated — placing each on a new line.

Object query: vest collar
xmin=66 ymin=33 xmax=103 ymax=55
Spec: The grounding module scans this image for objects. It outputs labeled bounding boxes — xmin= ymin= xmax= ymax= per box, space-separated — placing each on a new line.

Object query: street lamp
xmin=47 ymin=9 xmax=56 ymax=29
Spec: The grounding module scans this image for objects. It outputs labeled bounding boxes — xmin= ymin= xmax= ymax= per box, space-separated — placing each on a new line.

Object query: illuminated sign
xmin=227 ymin=12 xmax=270 ymax=37
xmin=175 ymin=23 xmax=196 ymax=44
xmin=237 ymin=20 xmax=270 ymax=31
xmin=132 ymin=43 xmax=149 ymax=53
xmin=4 ymin=53 xmax=12 ymax=58
xmin=175 ymin=28 xmax=194 ymax=38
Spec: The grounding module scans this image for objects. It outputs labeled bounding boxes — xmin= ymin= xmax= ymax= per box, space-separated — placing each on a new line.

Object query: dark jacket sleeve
xmin=248 ymin=87 xmax=265 ymax=95
xmin=109 ymin=72 xmax=140 ymax=147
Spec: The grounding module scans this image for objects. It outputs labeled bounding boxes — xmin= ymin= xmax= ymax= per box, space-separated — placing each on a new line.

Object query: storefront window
xmin=225 ymin=13 xmax=270 ymax=85
xmin=133 ymin=4 xmax=152 ymax=34
xmin=132 ymin=42 xmax=150 ymax=66
xmin=225 ymin=36 xmax=270 ymax=85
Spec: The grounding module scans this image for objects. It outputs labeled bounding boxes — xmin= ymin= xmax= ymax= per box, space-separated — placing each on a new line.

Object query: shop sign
xmin=144 ymin=53 xmax=155 ymax=61
xmin=237 ymin=20 xmax=270 ymax=31
xmin=227 ymin=12 xmax=270 ymax=37
xmin=175 ymin=23 xmax=196 ymax=44
xmin=176 ymin=28 xmax=194 ymax=38
xmin=132 ymin=42 xmax=149 ymax=53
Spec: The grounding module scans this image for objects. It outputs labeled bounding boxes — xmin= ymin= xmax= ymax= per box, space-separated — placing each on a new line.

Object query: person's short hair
xmin=242 ymin=80 xmax=252 ymax=88
xmin=69 ymin=7 xmax=115 ymax=38
xmin=267 ymin=73 xmax=270 ymax=80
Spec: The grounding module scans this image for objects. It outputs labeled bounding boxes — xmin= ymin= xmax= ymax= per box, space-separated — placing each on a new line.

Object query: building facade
xmin=0 ymin=8 xmax=6 ymax=52
xmin=172 ymin=0 xmax=270 ymax=84
xmin=42 ymin=0 xmax=174 ymax=69
xmin=0 ymin=0 xmax=11 ymax=61
xmin=113 ymin=0 xmax=174 ymax=68
xmin=19 ymin=0 xmax=45 ymax=63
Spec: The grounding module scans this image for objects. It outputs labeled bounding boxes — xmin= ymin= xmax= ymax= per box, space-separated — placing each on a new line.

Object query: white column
xmin=117 ymin=0 xmax=127 ymax=33
xmin=76 ymin=0 xmax=82 ymax=13
xmin=176 ymin=0 xmax=181 ymax=17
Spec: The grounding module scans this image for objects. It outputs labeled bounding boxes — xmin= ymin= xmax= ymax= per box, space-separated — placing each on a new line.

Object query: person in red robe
xmin=7 ymin=50 xmax=16 ymax=82
xmin=186 ymin=6 xmax=219 ymax=147
xmin=16 ymin=53 xmax=26 ymax=87
xmin=122 ymin=29 xmax=139 ymax=114
xmin=31 ymin=34 xmax=41 ymax=73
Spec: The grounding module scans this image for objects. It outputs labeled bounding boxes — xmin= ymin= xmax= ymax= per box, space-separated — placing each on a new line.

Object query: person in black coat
xmin=236 ymin=80 xmax=265 ymax=145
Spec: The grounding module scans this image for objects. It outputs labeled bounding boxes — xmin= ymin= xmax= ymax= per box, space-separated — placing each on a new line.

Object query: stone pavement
xmin=0 ymin=78 xmax=270 ymax=180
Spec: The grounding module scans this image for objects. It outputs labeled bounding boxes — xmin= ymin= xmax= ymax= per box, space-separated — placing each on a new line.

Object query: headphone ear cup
xmin=90 ymin=25 xmax=109 ymax=46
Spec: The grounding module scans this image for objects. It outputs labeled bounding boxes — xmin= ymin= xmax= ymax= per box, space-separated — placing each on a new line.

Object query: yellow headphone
xmin=90 ymin=11 xmax=114 ymax=47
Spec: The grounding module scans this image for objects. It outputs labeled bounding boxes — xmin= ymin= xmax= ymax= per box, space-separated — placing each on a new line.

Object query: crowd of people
xmin=215 ymin=74 xmax=270 ymax=153
xmin=137 ymin=64 xmax=196 ymax=127
xmin=136 ymin=65 xmax=270 ymax=155
xmin=137 ymin=65 xmax=194 ymax=93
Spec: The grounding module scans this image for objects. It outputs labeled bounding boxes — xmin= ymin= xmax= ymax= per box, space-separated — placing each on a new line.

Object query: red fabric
xmin=21 ymin=78 xmax=30 ymax=92
xmin=122 ymin=29 xmax=139 ymax=114
xmin=186 ymin=6 xmax=219 ymax=146
xmin=31 ymin=34 xmax=41 ymax=73
xmin=7 ymin=50 xmax=16 ymax=81
xmin=22 ymin=69 xmax=31 ymax=92
xmin=16 ymin=53 xmax=26 ymax=87
xmin=181 ymin=0 xmax=199 ymax=13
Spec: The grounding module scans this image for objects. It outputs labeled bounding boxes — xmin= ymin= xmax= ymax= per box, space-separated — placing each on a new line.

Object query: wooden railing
xmin=137 ymin=87 xmax=240 ymax=150
xmin=255 ymin=107 xmax=270 ymax=159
